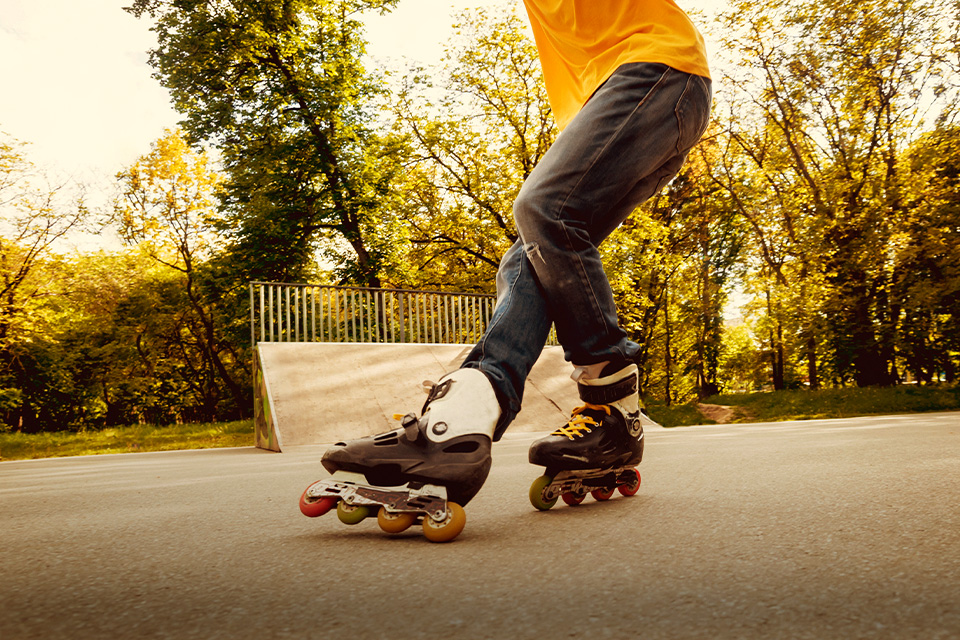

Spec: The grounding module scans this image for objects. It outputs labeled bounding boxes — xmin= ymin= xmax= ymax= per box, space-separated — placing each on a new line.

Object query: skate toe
xmin=320 ymin=436 xmax=373 ymax=473
xmin=527 ymin=434 xmax=569 ymax=467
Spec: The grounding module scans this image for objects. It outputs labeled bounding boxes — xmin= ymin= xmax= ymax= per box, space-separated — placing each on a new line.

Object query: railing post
xmin=249 ymin=283 xmax=255 ymax=348
xmin=268 ymin=285 xmax=275 ymax=342
xmin=259 ymin=286 xmax=265 ymax=343
xmin=294 ymin=287 xmax=300 ymax=342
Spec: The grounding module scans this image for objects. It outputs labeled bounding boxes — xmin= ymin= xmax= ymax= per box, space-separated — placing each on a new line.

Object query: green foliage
xmin=718 ymin=323 xmax=768 ymax=393
xmin=895 ymin=126 xmax=960 ymax=382
xmin=712 ymin=0 xmax=959 ymax=389
xmin=0 ymin=388 xmax=21 ymax=431
xmin=604 ymin=144 xmax=745 ymax=405
xmin=114 ymin=130 xmax=249 ymax=423
xmin=0 ymin=132 xmax=91 ymax=431
xmin=126 ymin=0 xmax=405 ymax=287
xmin=390 ymin=4 xmax=555 ymax=291
xmin=0 ymin=133 xmax=87 ymax=350
xmin=2 ymin=247 xmax=250 ymax=432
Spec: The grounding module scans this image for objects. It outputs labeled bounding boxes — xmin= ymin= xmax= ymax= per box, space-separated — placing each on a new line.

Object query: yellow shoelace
xmin=551 ymin=403 xmax=611 ymax=440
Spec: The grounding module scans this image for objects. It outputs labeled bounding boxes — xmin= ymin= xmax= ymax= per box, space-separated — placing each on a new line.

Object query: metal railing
xmin=249 ymin=282 xmax=499 ymax=346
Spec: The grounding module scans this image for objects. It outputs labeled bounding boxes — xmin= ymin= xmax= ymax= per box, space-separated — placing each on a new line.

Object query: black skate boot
xmin=528 ymin=363 xmax=651 ymax=510
xmin=299 ymin=367 xmax=500 ymax=542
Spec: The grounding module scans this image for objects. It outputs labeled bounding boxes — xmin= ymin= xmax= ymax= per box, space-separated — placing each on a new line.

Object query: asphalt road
xmin=2 ymin=413 xmax=959 ymax=639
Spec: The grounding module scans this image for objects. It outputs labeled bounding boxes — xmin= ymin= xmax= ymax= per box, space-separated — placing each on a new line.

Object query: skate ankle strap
xmin=577 ymin=375 xmax=638 ymax=405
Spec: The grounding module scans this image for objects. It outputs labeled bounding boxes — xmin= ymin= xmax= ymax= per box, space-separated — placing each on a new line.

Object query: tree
xmin=713 ymin=0 xmax=953 ymax=387
xmin=895 ymin=126 xmax=960 ymax=381
xmin=391 ymin=4 xmax=556 ymax=291
xmin=127 ymin=0 xmax=404 ymax=287
xmin=718 ymin=323 xmax=768 ymax=392
xmin=115 ymin=130 xmax=248 ymax=421
xmin=0 ymin=131 xmax=88 ymax=429
xmin=601 ymin=138 xmax=744 ymax=405
xmin=0 ymin=134 xmax=87 ymax=348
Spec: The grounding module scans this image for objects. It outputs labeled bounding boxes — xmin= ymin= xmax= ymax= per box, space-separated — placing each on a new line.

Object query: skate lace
xmin=551 ymin=403 xmax=610 ymax=440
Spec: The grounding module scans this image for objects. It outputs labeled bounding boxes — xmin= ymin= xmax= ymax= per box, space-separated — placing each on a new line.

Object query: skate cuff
xmin=577 ymin=376 xmax=638 ymax=405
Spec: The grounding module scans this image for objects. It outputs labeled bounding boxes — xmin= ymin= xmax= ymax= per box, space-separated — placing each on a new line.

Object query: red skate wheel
xmin=591 ymin=487 xmax=615 ymax=501
xmin=562 ymin=492 xmax=585 ymax=506
xmin=618 ymin=469 xmax=642 ymax=497
xmin=299 ymin=489 xmax=337 ymax=517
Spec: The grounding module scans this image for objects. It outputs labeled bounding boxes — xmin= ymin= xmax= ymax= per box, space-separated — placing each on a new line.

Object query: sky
xmin=0 ymin=0 xmax=725 ymax=195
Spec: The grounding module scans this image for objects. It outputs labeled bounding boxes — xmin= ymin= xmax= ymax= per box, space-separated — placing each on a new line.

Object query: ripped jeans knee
xmin=523 ymin=242 xmax=546 ymax=265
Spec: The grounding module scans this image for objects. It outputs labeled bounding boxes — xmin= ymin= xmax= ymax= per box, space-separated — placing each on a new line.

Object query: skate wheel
xmin=377 ymin=508 xmax=417 ymax=534
xmin=337 ymin=500 xmax=372 ymax=525
xmin=591 ymin=487 xmax=615 ymax=501
xmin=299 ymin=488 xmax=337 ymax=518
xmin=422 ymin=503 xmax=466 ymax=543
xmin=562 ymin=492 xmax=585 ymax=507
xmin=529 ymin=475 xmax=558 ymax=511
xmin=618 ymin=469 xmax=642 ymax=497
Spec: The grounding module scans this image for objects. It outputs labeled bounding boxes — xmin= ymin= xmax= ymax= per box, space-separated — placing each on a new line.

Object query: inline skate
xmin=299 ymin=367 xmax=499 ymax=542
xmin=528 ymin=363 xmax=651 ymax=510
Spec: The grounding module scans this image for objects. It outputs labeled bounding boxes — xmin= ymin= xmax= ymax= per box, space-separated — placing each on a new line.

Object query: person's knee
xmin=512 ymin=182 xmax=560 ymax=257
xmin=512 ymin=183 xmax=538 ymax=237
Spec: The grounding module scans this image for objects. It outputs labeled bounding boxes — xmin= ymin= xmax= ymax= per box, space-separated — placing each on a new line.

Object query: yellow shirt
xmin=523 ymin=0 xmax=710 ymax=129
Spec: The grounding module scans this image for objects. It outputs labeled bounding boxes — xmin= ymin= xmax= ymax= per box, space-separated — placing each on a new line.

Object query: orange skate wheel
xmin=422 ymin=503 xmax=466 ymax=542
xmin=300 ymin=489 xmax=337 ymax=517
xmin=618 ymin=469 xmax=642 ymax=497
xmin=377 ymin=508 xmax=417 ymax=534
xmin=591 ymin=487 xmax=615 ymax=501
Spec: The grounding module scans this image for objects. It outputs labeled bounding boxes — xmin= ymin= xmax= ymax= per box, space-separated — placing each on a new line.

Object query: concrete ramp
xmin=254 ymin=342 xmax=579 ymax=451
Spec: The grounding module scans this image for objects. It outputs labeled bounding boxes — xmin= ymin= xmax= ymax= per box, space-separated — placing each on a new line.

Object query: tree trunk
xmin=664 ymin=285 xmax=673 ymax=407
xmin=806 ymin=333 xmax=819 ymax=390
xmin=766 ymin=288 xmax=785 ymax=390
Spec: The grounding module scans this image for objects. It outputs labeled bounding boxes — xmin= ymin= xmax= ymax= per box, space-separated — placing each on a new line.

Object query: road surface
xmin=2 ymin=413 xmax=958 ymax=639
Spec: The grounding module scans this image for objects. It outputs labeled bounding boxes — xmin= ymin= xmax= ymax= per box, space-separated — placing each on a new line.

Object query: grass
xmin=644 ymin=401 xmax=711 ymax=428
xmin=646 ymin=384 xmax=960 ymax=427
xmin=0 ymin=420 xmax=254 ymax=461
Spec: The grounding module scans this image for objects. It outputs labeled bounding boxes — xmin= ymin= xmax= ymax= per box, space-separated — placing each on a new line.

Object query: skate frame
xmin=306 ymin=471 xmax=450 ymax=522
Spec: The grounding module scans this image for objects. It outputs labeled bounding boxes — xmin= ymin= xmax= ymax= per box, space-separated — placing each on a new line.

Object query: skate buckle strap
xmin=577 ymin=375 xmax=638 ymax=405
xmin=396 ymin=413 xmax=421 ymax=442
xmin=551 ymin=403 xmax=610 ymax=440
xmin=421 ymin=379 xmax=452 ymax=414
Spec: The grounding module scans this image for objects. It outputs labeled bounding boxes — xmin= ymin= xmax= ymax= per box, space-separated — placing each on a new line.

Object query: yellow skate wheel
xmin=337 ymin=500 xmax=371 ymax=525
xmin=377 ymin=508 xmax=417 ymax=534
xmin=529 ymin=475 xmax=558 ymax=511
xmin=422 ymin=503 xmax=466 ymax=542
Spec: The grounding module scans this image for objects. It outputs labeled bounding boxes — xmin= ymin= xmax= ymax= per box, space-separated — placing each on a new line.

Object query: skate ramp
xmin=254 ymin=342 xmax=580 ymax=451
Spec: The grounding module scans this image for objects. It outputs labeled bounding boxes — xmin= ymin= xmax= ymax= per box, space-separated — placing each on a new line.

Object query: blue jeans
xmin=461 ymin=63 xmax=712 ymax=439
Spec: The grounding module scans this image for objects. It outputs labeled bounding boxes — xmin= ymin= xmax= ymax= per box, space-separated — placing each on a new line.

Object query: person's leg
xmin=463 ymin=63 xmax=712 ymax=438
xmin=514 ymin=64 xmax=711 ymax=368
xmin=460 ymin=241 xmax=552 ymax=438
